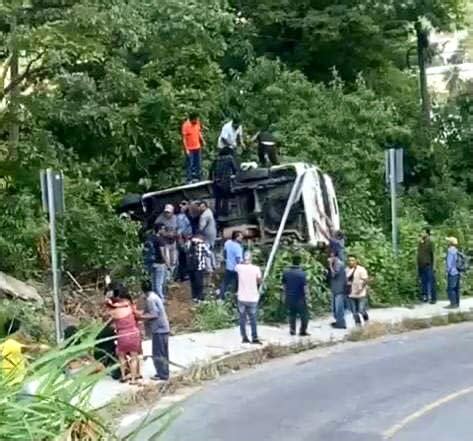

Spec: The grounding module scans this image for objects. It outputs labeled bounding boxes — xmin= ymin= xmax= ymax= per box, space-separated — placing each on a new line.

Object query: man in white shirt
xmin=346 ymin=254 xmax=369 ymax=326
xmin=217 ymin=118 xmax=244 ymax=150
xmin=235 ymin=251 xmax=262 ymax=344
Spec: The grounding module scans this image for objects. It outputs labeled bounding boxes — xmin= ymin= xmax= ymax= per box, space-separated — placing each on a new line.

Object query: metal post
xmin=261 ymin=171 xmax=306 ymax=286
xmin=389 ymin=149 xmax=398 ymax=255
xmin=46 ymin=169 xmax=62 ymax=344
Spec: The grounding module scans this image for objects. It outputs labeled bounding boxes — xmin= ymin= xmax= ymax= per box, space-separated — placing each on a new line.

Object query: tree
xmin=225 ymin=58 xmax=409 ymax=236
xmin=0 ymin=0 xmax=234 ymax=187
xmin=368 ymin=0 xmax=466 ymax=124
xmin=232 ymin=0 xmax=410 ymax=84
xmin=0 ymin=0 xmax=235 ymax=277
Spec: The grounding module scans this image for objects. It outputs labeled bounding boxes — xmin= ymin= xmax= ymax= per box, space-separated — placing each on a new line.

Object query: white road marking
xmin=383 ymin=386 xmax=473 ymax=439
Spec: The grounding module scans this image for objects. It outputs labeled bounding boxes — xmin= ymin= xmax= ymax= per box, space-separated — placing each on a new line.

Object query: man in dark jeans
xmin=252 ymin=128 xmax=279 ymax=167
xmin=446 ymin=236 xmax=461 ymax=308
xmin=220 ymin=231 xmax=244 ymax=299
xmin=188 ymin=234 xmax=211 ymax=302
xmin=329 ymin=251 xmax=347 ymax=329
xmin=417 ymin=228 xmax=437 ymax=304
xmin=142 ymin=281 xmax=170 ymax=381
xmin=211 ymin=146 xmax=238 ymax=218
xmin=282 ymin=254 xmax=310 ymax=336
xmin=143 ymin=224 xmax=169 ymax=299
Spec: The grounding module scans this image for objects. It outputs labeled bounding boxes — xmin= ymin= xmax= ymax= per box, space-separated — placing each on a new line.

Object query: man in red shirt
xmin=182 ymin=112 xmax=205 ymax=183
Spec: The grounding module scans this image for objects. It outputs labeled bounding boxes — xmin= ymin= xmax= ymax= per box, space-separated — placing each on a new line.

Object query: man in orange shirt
xmin=182 ymin=112 xmax=205 ymax=183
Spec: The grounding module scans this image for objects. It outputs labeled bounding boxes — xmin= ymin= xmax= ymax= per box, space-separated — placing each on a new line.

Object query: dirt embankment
xmin=63 ymin=280 xmax=198 ymax=334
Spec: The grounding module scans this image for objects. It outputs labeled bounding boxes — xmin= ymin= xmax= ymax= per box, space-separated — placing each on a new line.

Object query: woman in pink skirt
xmin=107 ymin=289 xmax=142 ymax=384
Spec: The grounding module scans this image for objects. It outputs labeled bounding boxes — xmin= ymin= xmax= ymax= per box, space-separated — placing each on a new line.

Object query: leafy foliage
xmin=0 ymin=328 xmax=169 ymax=440
xmin=0 ymin=0 xmax=472 ymax=316
xmin=192 ymin=300 xmax=235 ymax=332
xmin=262 ymin=246 xmax=330 ymax=323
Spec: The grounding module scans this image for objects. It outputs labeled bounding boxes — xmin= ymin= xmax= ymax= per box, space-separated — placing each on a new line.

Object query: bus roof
xmin=142 ymin=162 xmax=316 ymax=200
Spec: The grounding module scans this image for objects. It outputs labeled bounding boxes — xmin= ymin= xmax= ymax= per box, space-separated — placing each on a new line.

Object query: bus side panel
xmin=324 ymin=174 xmax=340 ymax=232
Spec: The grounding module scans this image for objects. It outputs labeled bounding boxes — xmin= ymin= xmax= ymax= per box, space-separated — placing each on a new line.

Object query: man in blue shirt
xmin=220 ymin=231 xmax=244 ymax=299
xmin=446 ymin=236 xmax=461 ymax=308
xmin=282 ymin=254 xmax=310 ymax=336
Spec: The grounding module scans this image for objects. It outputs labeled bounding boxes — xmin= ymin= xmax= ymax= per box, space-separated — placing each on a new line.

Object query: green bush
xmin=0 ymin=178 xmax=142 ymax=284
xmin=261 ymin=246 xmax=331 ymax=323
xmin=0 ymin=191 xmax=48 ymax=279
xmin=349 ymin=209 xmax=427 ymax=307
xmin=61 ymin=178 xmax=142 ymax=281
xmin=0 ymin=328 xmax=167 ymax=440
xmin=192 ymin=300 xmax=235 ymax=332
xmin=0 ymin=299 xmax=54 ymax=342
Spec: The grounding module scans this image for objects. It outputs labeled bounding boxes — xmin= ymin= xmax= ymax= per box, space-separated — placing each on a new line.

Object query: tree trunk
xmin=415 ymin=21 xmax=431 ymax=128
xmin=8 ymin=12 xmax=19 ymax=160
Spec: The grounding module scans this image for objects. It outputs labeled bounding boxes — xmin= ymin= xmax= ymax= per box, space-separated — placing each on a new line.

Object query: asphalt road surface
xmin=161 ymin=324 xmax=473 ymax=441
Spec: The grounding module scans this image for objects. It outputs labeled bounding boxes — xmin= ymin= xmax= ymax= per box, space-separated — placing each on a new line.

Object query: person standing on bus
xmin=218 ymin=118 xmax=245 ymax=153
xmin=211 ymin=146 xmax=238 ymax=218
xmin=182 ymin=112 xmax=205 ymax=183
xmin=252 ymin=128 xmax=279 ymax=166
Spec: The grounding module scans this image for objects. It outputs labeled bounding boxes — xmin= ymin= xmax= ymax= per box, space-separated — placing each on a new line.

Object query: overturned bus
xmin=118 ymin=162 xmax=340 ymax=246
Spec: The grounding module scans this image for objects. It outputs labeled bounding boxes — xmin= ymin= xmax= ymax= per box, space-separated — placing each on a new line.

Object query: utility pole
xmin=415 ymin=20 xmax=431 ymax=128
xmin=41 ymin=169 xmax=66 ymax=345
xmin=389 ymin=149 xmax=398 ymax=255
xmin=385 ymin=148 xmax=404 ymax=256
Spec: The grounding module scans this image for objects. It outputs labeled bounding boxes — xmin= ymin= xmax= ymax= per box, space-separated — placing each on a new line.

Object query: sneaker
xmin=290 ymin=330 xmax=296 ymax=336
xmin=429 ymin=300 xmax=437 ymax=305
xmin=299 ymin=332 xmax=311 ymax=337
xmin=242 ymin=337 xmax=250 ymax=344
xmin=251 ymin=339 xmax=263 ymax=345
xmin=331 ymin=323 xmax=347 ymax=330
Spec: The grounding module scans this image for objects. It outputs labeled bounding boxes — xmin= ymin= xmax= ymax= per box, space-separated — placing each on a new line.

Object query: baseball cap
xmin=446 ymin=236 xmax=459 ymax=246
xmin=164 ymin=204 xmax=174 ymax=213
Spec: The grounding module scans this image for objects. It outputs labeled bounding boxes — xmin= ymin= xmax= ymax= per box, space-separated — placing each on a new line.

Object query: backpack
xmin=456 ymin=251 xmax=469 ymax=273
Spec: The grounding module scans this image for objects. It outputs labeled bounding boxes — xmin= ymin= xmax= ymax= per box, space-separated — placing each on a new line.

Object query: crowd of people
xmin=417 ymin=230 xmax=467 ymax=308
xmin=0 ymin=229 xmax=467 ymax=387
xmin=143 ymin=200 xmax=217 ymax=303
xmin=226 ymin=228 xmax=470 ymax=343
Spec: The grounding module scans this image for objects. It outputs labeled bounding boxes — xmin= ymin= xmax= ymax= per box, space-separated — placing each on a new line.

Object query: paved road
xmin=160 ymin=324 xmax=473 ymax=441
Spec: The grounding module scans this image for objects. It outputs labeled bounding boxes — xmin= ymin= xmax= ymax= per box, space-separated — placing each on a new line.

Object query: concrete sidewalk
xmin=89 ymin=297 xmax=473 ymax=409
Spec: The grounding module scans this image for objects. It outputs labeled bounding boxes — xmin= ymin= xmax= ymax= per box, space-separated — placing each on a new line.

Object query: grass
xmin=348 ymin=310 xmax=473 ymax=342
xmin=0 ymin=328 xmax=168 ymax=441
xmin=191 ymin=300 xmax=235 ymax=332
xmin=0 ymin=332 xmax=109 ymax=441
